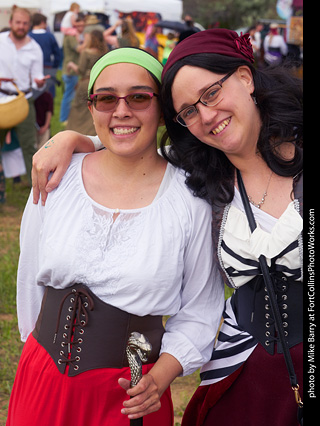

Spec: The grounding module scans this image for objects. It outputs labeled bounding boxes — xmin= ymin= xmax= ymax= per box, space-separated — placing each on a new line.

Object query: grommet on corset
xmin=233 ymin=272 xmax=303 ymax=356
xmin=51 ymin=286 xmax=95 ymax=374
xmin=32 ymin=284 xmax=165 ymax=376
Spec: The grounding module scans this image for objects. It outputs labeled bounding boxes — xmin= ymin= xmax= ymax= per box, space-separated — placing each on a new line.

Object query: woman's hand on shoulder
xmin=32 ymin=131 xmax=95 ymax=205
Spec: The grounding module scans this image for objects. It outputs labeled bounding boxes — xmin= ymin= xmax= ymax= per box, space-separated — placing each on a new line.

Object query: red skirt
xmin=182 ymin=343 xmax=303 ymax=426
xmin=6 ymin=334 xmax=174 ymax=426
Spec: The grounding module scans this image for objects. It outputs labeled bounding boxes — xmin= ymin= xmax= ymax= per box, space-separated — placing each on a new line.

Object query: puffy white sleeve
xmin=160 ymin=198 xmax=225 ymax=376
xmin=87 ymin=135 xmax=104 ymax=151
xmin=17 ymin=191 xmax=46 ymax=342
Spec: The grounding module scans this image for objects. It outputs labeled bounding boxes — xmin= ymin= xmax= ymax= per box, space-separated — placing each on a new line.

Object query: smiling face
xmin=88 ymin=62 xmax=162 ymax=159
xmin=171 ymin=65 xmax=262 ymax=160
xmin=10 ymin=10 xmax=31 ymax=40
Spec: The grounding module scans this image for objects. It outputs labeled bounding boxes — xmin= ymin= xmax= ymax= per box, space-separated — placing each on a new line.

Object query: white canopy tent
xmin=0 ymin=0 xmax=183 ymax=30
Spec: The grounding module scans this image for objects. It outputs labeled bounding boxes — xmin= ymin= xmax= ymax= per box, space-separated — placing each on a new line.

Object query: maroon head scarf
xmin=162 ymin=28 xmax=254 ymax=78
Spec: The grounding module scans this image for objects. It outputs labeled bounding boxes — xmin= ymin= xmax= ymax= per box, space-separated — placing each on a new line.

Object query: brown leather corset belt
xmin=32 ymin=284 xmax=165 ymax=377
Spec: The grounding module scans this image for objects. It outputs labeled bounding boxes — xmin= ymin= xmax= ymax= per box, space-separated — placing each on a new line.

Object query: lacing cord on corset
xmin=53 ymin=288 xmax=94 ymax=367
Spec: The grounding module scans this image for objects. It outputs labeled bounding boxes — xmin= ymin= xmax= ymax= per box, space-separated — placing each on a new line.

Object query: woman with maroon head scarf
xmin=160 ymin=28 xmax=303 ymax=426
xmin=31 ymin=29 xmax=303 ymax=426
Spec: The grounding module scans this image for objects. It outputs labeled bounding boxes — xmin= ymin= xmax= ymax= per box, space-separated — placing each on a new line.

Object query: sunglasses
xmin=88 ymin=92 xmax=159 ymax=112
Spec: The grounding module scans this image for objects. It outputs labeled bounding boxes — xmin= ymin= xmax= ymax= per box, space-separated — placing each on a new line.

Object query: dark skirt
xmin=182 ymin=342 xmax=303 ymax=426
xmin=6 ymin=334 xmax=174 ymax=426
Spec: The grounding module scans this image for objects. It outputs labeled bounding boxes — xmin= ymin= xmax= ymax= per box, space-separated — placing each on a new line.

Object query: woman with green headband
xmin=7 ymin=48 xmax=225 ymax=426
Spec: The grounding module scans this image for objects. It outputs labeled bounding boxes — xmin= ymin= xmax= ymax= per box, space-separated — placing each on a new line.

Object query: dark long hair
xmin=160 ymin=54 xmax=303 ymax=206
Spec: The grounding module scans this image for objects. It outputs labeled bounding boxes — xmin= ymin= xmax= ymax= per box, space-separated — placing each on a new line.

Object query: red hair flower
xmin=234 ymin=33 xmax=255 ymax=63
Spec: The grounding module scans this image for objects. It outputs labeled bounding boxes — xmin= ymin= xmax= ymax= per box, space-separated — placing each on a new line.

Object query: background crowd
xmin=0 ymin=3 xmax=302 ymax=205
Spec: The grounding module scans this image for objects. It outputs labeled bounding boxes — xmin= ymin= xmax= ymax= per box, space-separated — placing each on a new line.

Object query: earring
xmin=251 ymin=95 xmax=257 ymax=105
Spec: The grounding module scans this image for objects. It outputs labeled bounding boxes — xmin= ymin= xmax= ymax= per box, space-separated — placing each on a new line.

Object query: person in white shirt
xmin=0 ymin=6 xmax=48 ymax=184
xmin=60 ymin=2 xmax=80 ymax=37
xmin=263 ymin=23 xmax=288 ymax=65
xmin=7 ymin=48 xmax=225 ymax=426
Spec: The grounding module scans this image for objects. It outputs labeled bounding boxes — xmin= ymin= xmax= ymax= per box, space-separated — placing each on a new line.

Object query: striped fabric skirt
xmin=6 ymin=334 xmax=174 ymax=426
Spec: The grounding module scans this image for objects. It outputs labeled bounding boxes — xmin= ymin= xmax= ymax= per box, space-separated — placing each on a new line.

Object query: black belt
xmin=32 ymin=284 xmax=164 ymax=376
xmin=231 ymin=274 xmax=303 ymax=355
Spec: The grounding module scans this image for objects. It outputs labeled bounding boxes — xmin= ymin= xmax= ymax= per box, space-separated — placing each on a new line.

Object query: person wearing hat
xmin=85 ymin=14 xmax=104 ymax=30
xmin=31 ymin=28 xmax=303 ymax=426
xmin=82 ymin=14 xmax=106 ymax=49
xmin=7 ymin=47 xmax=225 ymax=426
xmin=263 ymin=23 xmax=288 ymax=66
xmin=160 ymin=28 xmax=303 ymax=426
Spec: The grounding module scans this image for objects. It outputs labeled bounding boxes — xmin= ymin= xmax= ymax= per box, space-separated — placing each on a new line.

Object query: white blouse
xmin=219 ymin=187 xmax=303 ymax=288
xmin=17 ymin=153 xmax=225 ymax=376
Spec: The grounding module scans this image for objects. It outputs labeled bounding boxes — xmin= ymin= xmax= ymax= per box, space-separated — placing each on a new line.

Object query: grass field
xmin=0 ymin=74 xmax=233 ymax=425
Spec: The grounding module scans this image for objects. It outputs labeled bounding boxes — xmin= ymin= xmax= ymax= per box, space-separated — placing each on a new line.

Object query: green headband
xmin=88 ymin=48 xmax=163 ymax=95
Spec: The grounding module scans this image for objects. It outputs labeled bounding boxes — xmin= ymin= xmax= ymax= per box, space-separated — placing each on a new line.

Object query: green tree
xmin=182 ymin=0 xmax=278 ymax=29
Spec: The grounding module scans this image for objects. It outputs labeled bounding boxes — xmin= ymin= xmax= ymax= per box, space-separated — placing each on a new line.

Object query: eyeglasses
xmin=88 ymin=92 xmax=158 ymax=112
xmin=174 ymin=71 xmax=235 ymax=127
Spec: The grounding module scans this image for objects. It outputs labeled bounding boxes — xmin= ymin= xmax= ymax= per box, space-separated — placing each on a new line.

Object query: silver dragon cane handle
xmin=126 ymin=333 xmax=152 ymax=426
xmin=126 ymin=332 xmax=152 ymax=387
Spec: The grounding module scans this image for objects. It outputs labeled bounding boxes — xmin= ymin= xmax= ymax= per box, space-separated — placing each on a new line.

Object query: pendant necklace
xmin=247 ymin=171 xmax=273 ymax=209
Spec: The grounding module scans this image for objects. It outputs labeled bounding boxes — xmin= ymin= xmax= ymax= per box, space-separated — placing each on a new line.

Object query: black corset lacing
xmin=53 ymin=288 xmax=94 ymax=369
